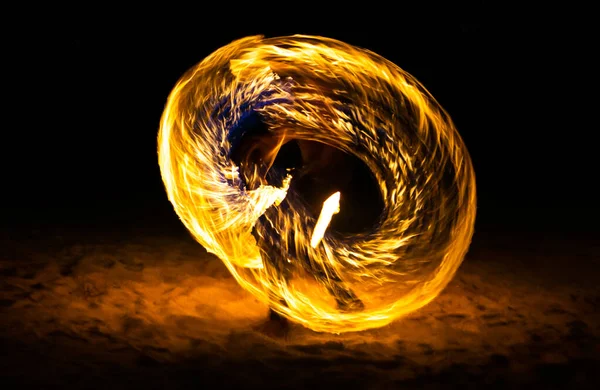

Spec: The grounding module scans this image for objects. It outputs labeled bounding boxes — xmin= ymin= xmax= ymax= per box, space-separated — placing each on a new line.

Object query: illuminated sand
xmin=1 ymin=228 xmax=598 ymax=389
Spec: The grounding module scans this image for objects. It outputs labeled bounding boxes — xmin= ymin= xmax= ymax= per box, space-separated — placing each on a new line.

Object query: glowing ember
xmin=158 ymin=35 xmax=477 ymax=333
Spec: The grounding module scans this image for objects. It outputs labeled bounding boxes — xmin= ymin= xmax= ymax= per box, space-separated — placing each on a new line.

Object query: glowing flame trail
xmin=158 ymin=35 xmax=477 ymax=333
xmin=311 ymin=192 xmax=341 ymax=248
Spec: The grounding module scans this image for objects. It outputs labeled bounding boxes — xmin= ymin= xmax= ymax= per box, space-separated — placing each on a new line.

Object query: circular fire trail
xmin=158 ymin=35 xmax=476 ymax=333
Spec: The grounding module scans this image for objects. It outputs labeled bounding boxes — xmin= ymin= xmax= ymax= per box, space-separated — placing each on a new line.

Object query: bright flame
xmin=311 ymin=192 xmax=341 ymax=248
xmin=158 ymin=35 xmax=477 ymax=333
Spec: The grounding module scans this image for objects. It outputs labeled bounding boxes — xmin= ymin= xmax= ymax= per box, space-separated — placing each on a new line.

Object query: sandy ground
xmin=1 ymin=226 xmax=599 ymax=389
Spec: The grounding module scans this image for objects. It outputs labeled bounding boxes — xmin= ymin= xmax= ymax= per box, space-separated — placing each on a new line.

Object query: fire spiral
xmin=158 ymin=35 xmax=476 ymax=333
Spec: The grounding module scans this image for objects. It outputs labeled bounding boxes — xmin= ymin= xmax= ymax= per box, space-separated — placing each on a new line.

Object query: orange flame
xmin=158 ymin=35 xmax=477 ymax=333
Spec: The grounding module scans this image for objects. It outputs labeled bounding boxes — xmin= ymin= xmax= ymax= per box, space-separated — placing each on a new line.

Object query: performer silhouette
xmin=230 ymin=125 xmax=365 ymax=327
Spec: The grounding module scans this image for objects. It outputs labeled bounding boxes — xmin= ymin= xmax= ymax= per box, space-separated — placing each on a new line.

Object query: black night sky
xmin=4 ymin=18 xmax=596 ymax=235
xmin=1 ymin=11 xmax=598 ymax=390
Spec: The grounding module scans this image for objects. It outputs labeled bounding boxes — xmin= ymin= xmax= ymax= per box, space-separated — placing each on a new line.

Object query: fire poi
xmin=158 ymin=35 xmax=477 ymax=333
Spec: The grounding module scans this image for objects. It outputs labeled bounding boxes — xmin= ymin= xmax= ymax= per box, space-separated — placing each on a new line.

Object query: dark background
xmin=3 ymin=13 xmax=596 ymax=237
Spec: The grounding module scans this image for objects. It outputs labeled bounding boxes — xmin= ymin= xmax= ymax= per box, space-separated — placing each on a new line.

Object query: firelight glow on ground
xmin=0 ymin=228 xmax=598 ymax=388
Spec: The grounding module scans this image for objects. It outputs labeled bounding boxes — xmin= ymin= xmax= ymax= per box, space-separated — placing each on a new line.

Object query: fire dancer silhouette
xmin=230 ymin=121 xmax=365 ymax=327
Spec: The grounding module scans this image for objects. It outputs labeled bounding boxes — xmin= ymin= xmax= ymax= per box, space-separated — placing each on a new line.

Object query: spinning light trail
xmin=158 ymin=35 xmax=476 ymax=333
